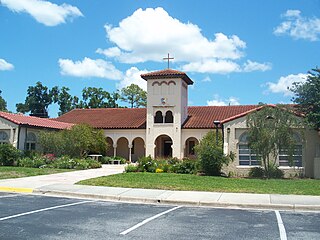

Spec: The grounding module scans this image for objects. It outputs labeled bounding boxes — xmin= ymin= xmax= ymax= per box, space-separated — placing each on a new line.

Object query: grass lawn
xmin=78 ymin=172 xmax=320 ymax=196
xmin=0 ymin=166 xmax=75 ymax=180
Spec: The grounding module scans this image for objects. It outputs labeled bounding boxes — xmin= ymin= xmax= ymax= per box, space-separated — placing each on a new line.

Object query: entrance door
xmin=163 ymin=140 xmax=172 ymax=157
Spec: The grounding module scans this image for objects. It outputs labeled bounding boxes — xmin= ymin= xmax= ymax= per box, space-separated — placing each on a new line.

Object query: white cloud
xmin=58 ymin=57 xmax=123 ymax=80
xmin=201 ymin=76 xmax=212 ymax=82
xmin=207 ymin=95 xmax=240 ymax=106
xmin=182 ymin=59 xmax=241 ymax=74
xmin=117 ymin=67 xmax=148 ymax=90
xmin=0 ymin=58 xmax=14 ymax=71
xmin=1 ymin=0 xmax=83 ymax=26
xmin=266 ymin=73 xmax=308 ymax=96
xmin=243 ymin=60 xmax=272 ymax=72
xmin=274 ymin=9 xmax=320 ymax=41
xmin=97 ymin=7 xmax=270 ymax=74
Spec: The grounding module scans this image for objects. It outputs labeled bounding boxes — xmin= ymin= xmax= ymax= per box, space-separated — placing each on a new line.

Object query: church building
xmin=1 ymin=68 xmax=320 ymax=178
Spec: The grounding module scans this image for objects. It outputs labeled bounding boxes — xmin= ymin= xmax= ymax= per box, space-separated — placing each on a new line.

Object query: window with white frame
xmin=0 ymin=131 xmax=9 ymax=144
xmin=279 ymin=133 xmax=303 ymax=167
xmin=26 ymin=132 xmax=37 ymax=151
xmin=238 ymin=132 xmax=260 ymax=166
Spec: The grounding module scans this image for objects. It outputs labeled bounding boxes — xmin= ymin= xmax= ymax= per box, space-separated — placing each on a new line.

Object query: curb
xmin=33 ymin=189 xmax=320 ymax=212
xmin=0 ymin=186 xmax=33 ymax=193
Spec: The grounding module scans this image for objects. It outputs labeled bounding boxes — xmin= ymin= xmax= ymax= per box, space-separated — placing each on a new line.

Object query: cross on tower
xmin=163 ymin=53 xmax=174 ymax=69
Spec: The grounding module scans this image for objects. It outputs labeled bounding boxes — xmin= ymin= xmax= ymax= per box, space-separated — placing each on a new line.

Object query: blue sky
xmin=0 ymin=0 xmax=319 ymax=117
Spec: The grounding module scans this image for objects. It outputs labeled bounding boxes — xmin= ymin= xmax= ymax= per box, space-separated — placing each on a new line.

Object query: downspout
xmin=221 ymin=123 xmax=225 ymax=152
xmin=25 ymin=127 xmax=28 ymax=151
xmin=17 ymin=126 xmax=21 ymax=150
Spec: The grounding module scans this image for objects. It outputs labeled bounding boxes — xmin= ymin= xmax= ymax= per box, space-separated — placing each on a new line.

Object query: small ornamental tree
xmin=195 ymin=131 xmax=233 ymax=176
xmin=246 ymin=105 xmax=304 ymax=178
xmin=291 ymin=68 xmax=320 ymax=129
xmin=39 ymin=124 xmax=108 ymax=158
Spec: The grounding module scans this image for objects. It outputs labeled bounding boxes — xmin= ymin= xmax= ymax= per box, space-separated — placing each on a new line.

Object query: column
xmin=113 ymin=144 xmax=117 ymax=158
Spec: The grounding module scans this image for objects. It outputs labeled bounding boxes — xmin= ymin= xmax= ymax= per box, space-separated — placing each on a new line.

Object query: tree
xmin=291 ymin=68 xmax=320 ymax=129
xmin=79 ymin=87 xmax=119 ymax=109
xmin=195 ymin=131 xmax=233 ymax=176
xmin=120 ymin=84 xmax=147 ymax=108
xmin=246 ymin=105 xmax=304 ymax=178
xmin=0 ymin=90 xmax=7 ymax=111
xmin=54 ymin=87 xmax=78 ymax=116
xmin=16 ymin=82 xmax=58 ymax=118
xmin=39 ymin=124 xmax=108 ymax=158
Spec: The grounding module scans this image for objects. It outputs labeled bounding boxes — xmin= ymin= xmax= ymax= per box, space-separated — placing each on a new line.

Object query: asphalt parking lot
xmin=0 ymin=192 xmax=319 ymax=240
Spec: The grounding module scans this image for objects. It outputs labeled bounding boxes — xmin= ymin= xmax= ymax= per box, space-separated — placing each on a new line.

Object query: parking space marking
xmin=275 ymin=210 xmax=287 ymax=240
xmin=120 ymin=206 xmax=182 ymax=235
xmin=0 ymin=194 xmax=20 ymax=199
xmin=0 ymin=200 xmax=92 ymax=222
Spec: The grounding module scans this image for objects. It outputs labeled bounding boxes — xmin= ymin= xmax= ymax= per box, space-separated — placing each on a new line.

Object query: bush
xmin=137 ymin=156 xmax=157 ymax=172
xmin=174 ymin=159 xmax=199 ymax=174
xmin=248 ymin=166 xmax=284 ymax=179
xmin=195 ymin=131 xmax=232 ymax=176
xmin=125 ymin=164 xmax=139 ymax=173
xmin=100 ymin=156 xmax=127 ymax=164
xmin=0 ymin=144 xmax=21 ymax=166
xmin=50 ymin=156 xmax=101 ymax=170
xmin=248 ymin=167 xmax=265 ymax=178
xmin=18 ymin=156 xmax=46 ymax=168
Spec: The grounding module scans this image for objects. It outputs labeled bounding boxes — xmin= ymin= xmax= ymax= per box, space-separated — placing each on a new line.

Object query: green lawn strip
xmin=0 ymin=166 xmax=75 ymax=180
xmin=77 ymin=172 xmax=320 ymax=196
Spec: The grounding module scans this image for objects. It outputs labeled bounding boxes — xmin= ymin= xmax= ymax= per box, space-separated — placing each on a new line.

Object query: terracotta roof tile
xmin=56 ymin=108 xmax=146 ymax=129
xmin=141 ymin=69 xmax=193 ymax=85
xmin=0 ymin=111 xmax=73 ymax=130
xmin=183 ymin=105 xmax=261 ymax=128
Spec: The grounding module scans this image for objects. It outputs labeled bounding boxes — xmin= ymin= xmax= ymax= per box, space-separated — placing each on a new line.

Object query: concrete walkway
xmin=1 ymin=165 xmax=320 ymax=211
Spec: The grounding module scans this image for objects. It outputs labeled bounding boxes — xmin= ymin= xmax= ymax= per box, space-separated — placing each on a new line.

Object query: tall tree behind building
xmin=120 ymin=84 xmax=147 ymax=108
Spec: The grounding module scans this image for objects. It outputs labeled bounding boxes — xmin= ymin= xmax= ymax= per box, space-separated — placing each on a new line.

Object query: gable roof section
xmin=56 ymin=108 xmax=147 ymax=129
xmin=183 ymin=105 xmax=261 ymax=129
xmin=141 ymin=69 xmax=194 ymax=85
xmin=0 ymin=111 xmax=73 ymax=130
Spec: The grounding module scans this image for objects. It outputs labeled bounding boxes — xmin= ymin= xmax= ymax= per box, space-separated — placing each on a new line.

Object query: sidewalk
xmin=1 ymin=165 xmax=320 ymax=211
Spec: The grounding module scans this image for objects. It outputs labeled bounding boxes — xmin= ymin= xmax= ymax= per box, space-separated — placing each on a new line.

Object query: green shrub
xmin=0 ymin=144 xmax=21 ymax=166
xmin=18 ymin=156 xmax=46 ymax=168
xmin=100 ymin=156 xmax=127 ymax=164
xmin=174 ymin=159 xmax=199 ymax=174
xmin=85 ymin=158 xmax=102 ymax=169
xmin=50 ymin=156 xmax=101 ymax=170
xmin=248 ymin=167 xmax=265 ymax=178
xmin=137 ymin=156 xmax=157 ymax=172
xmin=248 ymin=166 xmax=284 ymax=179
xmin=125 ymin=164 xmax=139 ymax=173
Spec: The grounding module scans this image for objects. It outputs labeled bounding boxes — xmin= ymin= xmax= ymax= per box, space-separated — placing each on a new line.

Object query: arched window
xmin=279 ymin=133 xmax=303 ymax=167
xmin=26 ymin=132 xmax=37 ymax=151
xmin=165 ymin=111 xmax=173 ymax=123
xmin=238 ymin=132 xmax=259 ymax=166
xmin=154 ymin=111 xmax=163 ymax=123
xmin=0 ymin=131 xmax=9 ymax=145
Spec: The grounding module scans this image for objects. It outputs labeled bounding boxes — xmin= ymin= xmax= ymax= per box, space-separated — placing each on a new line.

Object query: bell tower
xmin=141 ymin=68 xmax=194 ymax=159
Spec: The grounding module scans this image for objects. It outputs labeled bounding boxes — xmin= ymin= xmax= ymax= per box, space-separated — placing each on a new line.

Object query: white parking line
xmin=120 ymin=206 xmax=182 ymax=235
xmin=0 ymin=194 xmax=20 ymax=199
xmin=0 ymin=200 xmax=92 ymax=221
xmin=275 ymin=210 xmax=287 ymax=240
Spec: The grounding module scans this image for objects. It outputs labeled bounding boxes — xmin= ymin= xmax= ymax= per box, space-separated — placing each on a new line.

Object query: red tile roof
xmin=0 ymin=111 xmax=73 ymax=130
xmin=183 ymin=105 xmax=262 ymax=129
xmin=56 ymin=108 xmax=147 ymax=129
xmin=56 ymin=105 xmax=263 ymax=129
xmin=141 ymin=69 xmax=194 ymax=85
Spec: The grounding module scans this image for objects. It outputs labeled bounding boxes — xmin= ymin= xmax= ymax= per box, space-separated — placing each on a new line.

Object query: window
xmin=26 ymin=132 xmax=37 ymax=151
xmin=279 ymin=133 xmax=303 ymax=167
xmin=238 ymin=132 xmax=260 ymax=166
xmin=0 ymin=131 xmax=9 ymax=145
xmin=165 ymin=111 xmax=173 ymax=123
xmin=154 ymin=111 xmax=163 ymax=123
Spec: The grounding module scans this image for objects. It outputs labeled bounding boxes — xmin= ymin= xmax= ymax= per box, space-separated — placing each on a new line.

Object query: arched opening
xmin=165 ymin=111 xmax=173 ymax=123
xmin=154 ymin=111 xmax=163 ymax=123
xmin=26 ymin=132 xmax=37 ymax=151
xmin=131 ymin=137 xmax=145 ymax=162
xmin=106 ymin=137 xmax=114 ymax=157
xmin=0 ymin=131 xmax=9 ymax=145
xmin=116 ymin=137 xmax=129 ymax=160
xmin=154 ymin=135 xmax=173 ymax=158
xmin=185 ymin=137 xmax=199 ymax=159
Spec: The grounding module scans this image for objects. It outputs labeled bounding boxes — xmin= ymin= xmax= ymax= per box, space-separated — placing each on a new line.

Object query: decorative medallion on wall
xmin=161 ymin=97 xmax=167 ymax=104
